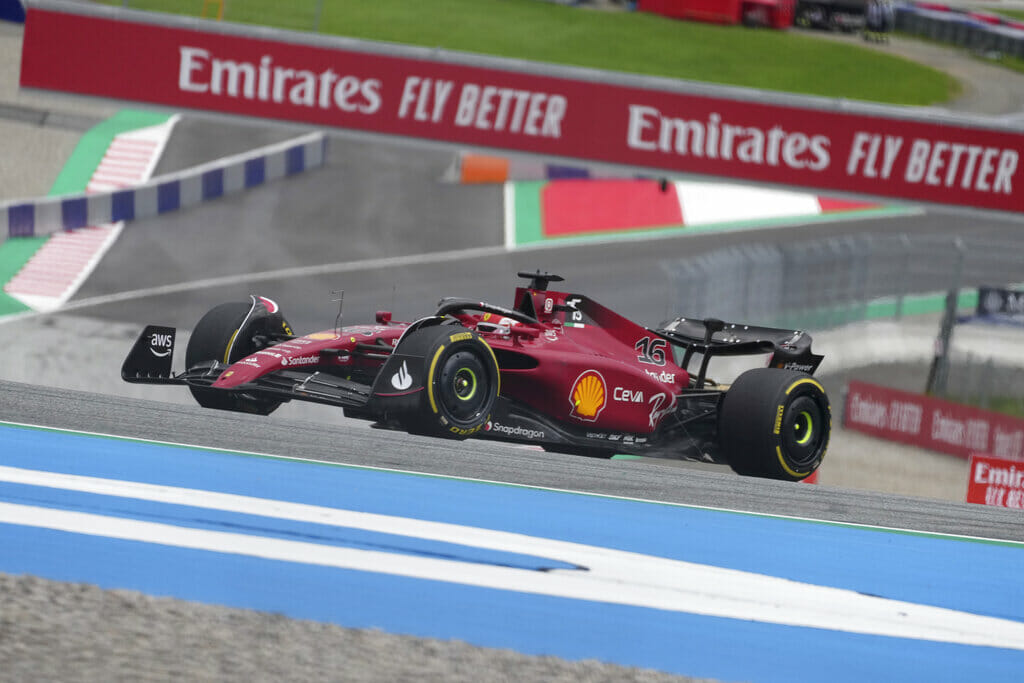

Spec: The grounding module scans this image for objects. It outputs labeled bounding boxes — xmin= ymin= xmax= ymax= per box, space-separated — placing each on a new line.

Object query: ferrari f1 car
xmin=122 ymin=271 xmax=830 ymax=481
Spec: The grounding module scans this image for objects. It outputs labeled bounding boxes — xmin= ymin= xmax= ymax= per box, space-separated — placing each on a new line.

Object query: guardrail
xmin=661 ymin=232 xmax=1024 ymax=329
xmin=0 ymin=131 xmax=327 ymax=238
xmin=897 ymin=3 xmax=1024 ymax=60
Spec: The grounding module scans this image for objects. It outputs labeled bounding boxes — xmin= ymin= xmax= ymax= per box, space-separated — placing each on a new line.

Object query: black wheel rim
xmin=781 ymin=396 xmax=826 ymax=468
xmin=438 ymin=351 xmax=489 ymax=424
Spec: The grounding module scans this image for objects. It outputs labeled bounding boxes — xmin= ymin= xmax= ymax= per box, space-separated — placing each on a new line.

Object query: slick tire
xmin=403 ymin=327 xmax=500 ymax=439
xmin=185 ymin=301 xmax=282 ymax=415
xmin=719 ymin=369 xmax=830 ymax=481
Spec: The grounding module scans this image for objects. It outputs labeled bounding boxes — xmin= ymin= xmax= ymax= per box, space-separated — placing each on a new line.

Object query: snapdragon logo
xmin=485 ymin=421 xmax=545 ymax=441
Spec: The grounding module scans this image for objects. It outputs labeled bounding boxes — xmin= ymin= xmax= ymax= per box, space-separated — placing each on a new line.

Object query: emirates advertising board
xmin=845 ymin=380 xmax=1024 ymax=461
xmin=20 ymin=7 xmax=1024 ymax=212
xmin=966 ymin=453 xmax=1024 ymax=508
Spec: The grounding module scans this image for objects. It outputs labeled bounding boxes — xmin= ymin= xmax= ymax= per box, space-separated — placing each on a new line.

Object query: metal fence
xmin=109 ymin=1 xmax=328 ymax=32
xmin=661 ymin=233 xmax=1024 ymax=331
xmin=896 ymin=6 xmax=1024 ymax=61
xmin=942 ymin=353 xmax=1024 ymax=412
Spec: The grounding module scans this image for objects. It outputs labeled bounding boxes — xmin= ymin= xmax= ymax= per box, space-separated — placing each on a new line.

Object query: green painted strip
xmin=776 ymin=289 xmax=981 ymax=329
xmin=4 ymin=419 xmax=1022 ymax=549
xmin=0 ymin=235 xmax=47 ymax=315
xmin=0 ymin=109 xmax=173 ymax=316
xmin=511 ymin=180 xmax=545 ymax=246
xmin=48 ymin=109 xmax=172 ymax=195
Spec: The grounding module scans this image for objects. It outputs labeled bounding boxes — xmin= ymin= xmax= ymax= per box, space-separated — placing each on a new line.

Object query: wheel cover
xmin=780 ymin=396 xmax=826 ymax=469
xmin=438 ymin=351 xmax=489 ymax=424
xmin=452 ymin=367 xmax=478 ymax=402
xmin=793 ymin=410 xmax=814 ymax=446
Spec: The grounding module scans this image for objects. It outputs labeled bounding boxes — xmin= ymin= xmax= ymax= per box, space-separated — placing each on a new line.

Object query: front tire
xmin=719 ymin=369 xmax=830 ymax=481
xmin=402 ymin=328 xmax=500 ymax=439
xmin=185 ymin=301 xmax=283 ymax=415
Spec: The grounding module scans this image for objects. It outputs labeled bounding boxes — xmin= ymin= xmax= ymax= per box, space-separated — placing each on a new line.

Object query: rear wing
xmin=655 ymin=317 xmax=823 ymax=387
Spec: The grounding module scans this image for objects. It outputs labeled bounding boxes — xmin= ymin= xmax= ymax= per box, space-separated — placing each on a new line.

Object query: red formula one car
xmin=122 ymin=271 xmax=830 ymax=480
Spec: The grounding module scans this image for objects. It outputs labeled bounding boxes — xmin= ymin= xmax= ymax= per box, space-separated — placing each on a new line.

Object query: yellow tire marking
xmin=778 ymin=376 xmax=826 ymax=477
xmin=776 ymin=446 xmax=811 ymax=479
xmin=223 ymin=329 xmax=241 ymax=364
xmin=427 ymin=344 xmax=445 ymax=414
xmin=785 ymin=377 xmax=824 ymax=395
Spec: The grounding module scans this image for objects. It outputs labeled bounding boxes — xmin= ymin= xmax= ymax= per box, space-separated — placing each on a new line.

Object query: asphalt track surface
xmin=4 ymin=379 xmax=1023 ymax=543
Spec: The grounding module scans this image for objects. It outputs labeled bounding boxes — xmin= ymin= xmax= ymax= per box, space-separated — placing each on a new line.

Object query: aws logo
xmin=569 ymin=370 xmax=607 ymax=422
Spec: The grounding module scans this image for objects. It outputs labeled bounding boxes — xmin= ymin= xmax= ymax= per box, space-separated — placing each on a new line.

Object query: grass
xmin=986 ymin=397 xmax=1024 ymax=419
xmin=991 ymin=8 xmax=1024 ymax=22
xmin=99 ymin=0 xmax=957 ymax=106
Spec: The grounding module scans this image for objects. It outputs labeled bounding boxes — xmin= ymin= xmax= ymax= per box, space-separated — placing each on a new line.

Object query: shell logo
xmin=569 ymin=370 xmax=607 ymax=422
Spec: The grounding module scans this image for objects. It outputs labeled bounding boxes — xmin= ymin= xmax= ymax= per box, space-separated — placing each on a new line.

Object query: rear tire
xmin=185 ymin=302 xmax=282 ymax=415
xmin=719 ymin=369 xmax=830 ymax=481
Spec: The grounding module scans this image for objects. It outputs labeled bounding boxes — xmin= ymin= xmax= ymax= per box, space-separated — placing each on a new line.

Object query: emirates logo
xmin=569 ymin=370 xmax=607 ymax=422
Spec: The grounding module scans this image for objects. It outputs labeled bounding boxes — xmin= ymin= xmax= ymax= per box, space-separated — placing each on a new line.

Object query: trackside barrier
xmin=662 ymin=233 xmax=1024 ymax=330
xmin=844 ymin=380 xmax=1024 ymax=460
xmin=966 ymin=453 xmax=1024 ymax=508
xmin=19 ymin=1 xmax=1024 ymax=213
xmin=897 ymin=4 xmax=1024 ymax=60
xmin=0 ymin=131 xmax=327 ymax=238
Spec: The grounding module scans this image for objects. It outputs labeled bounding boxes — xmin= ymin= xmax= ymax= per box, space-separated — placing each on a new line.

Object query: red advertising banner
xmin=845 ymin=380 xmax=1024 ymax=460
xmin=966 ymin=453 xmax=1024 ymax=508
xmin=19 ymin=7 xmax=1024 ymax=212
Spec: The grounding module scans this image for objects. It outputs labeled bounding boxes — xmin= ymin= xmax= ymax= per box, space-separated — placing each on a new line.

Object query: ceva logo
xmin=569 ymin=370 xmax=607 ymax=422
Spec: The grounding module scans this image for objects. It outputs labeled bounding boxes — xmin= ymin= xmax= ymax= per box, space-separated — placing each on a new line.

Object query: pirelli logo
xmin=773 ymin=405 xmax=785 ymax=435
xmin=449 ymin=332 xmax=472 ymax=343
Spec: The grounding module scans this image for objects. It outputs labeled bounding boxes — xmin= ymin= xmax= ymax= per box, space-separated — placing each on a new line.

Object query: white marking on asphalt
xmin=675 ymin=180 xmax=823 ymax=225
xmin=3 ymin=418 xmax=1022 ymax=548
xmin=2 ymin=464 xmax=1024 ymax=650
xmin=503 ymin=181 xmax=516 ymax=249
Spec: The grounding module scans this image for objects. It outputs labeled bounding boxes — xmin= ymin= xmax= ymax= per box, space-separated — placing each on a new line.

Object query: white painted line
xmin=503 ymin=181 xmax=516 ymax=249
xmin=675 ymin=181 xmax=822 ymax=225
xmin=3 ymin=419 xmax=1021 ymax=547
xmin=2 ymin=465 xmax=1023 ymax=650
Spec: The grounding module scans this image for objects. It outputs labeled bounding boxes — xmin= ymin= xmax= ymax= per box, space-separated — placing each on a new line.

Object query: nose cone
xmin=211 ymin=350 xmax=297 ymax=388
